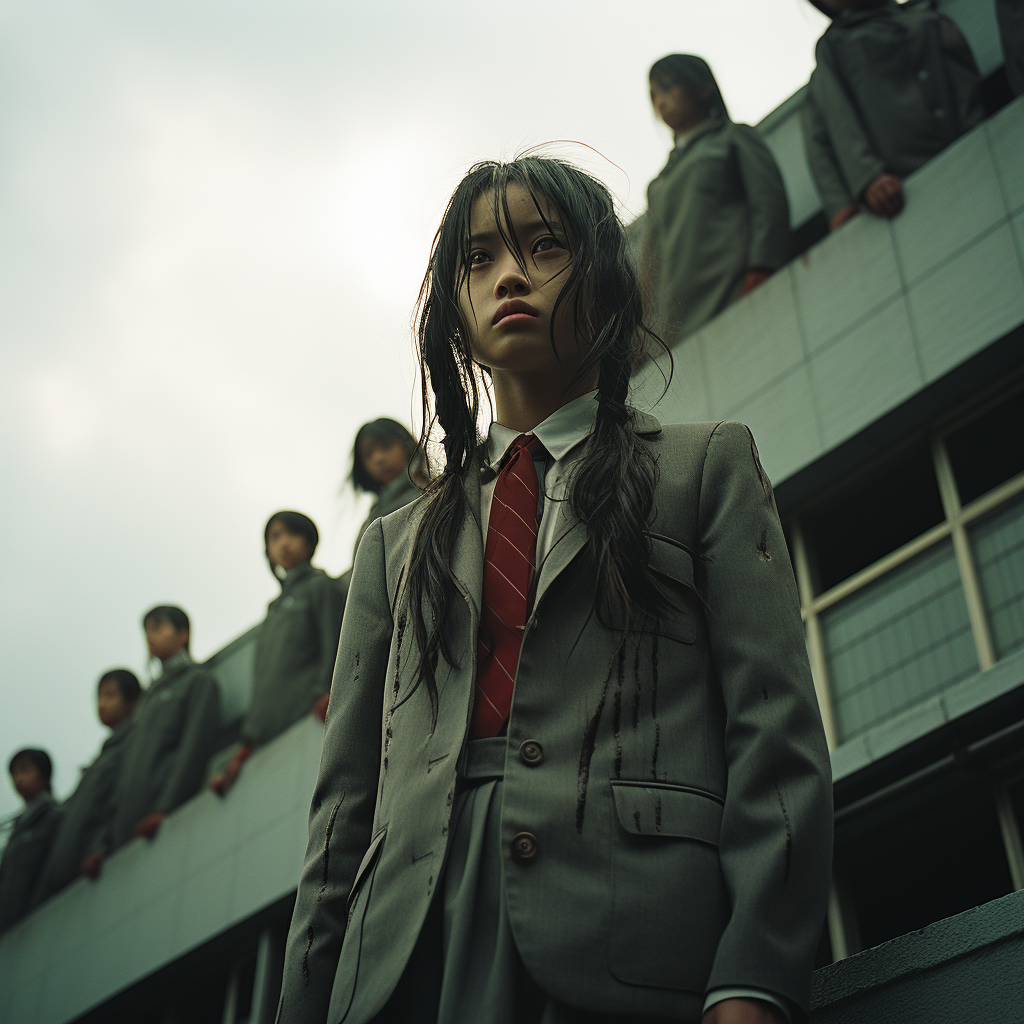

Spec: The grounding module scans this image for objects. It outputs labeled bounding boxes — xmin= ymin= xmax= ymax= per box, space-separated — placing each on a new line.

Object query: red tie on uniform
xmin=472 ymin=434 xmax=545 ymax=738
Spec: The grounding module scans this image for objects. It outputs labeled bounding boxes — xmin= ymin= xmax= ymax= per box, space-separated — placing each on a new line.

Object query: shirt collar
xmin=486 ymin=391 xmax=599 ymax=468
xmin=281 ymin=559 xmax=315 ymax=590
xmin=160 ymin=647 xmax=193 ymax=677
xmin=18 ymin=792 xmax=54 ymax=825
xmin=674 ymin=124 xmax=699 ymax=149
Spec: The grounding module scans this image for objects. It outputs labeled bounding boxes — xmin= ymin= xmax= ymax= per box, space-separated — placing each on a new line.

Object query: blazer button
xmin=519 ymin=740 xmax=544 ymax=765
xmin=512 ymin=832 xmax=538 ymax=860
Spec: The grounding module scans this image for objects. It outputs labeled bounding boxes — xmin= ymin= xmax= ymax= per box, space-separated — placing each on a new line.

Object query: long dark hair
xmin=142 ymin=605 xmax=190 ymax=638
xmin=649 ymin=54 xmax=729 ymax=120
xmin=349 ymin=418 xmax=420 ymax=495
xmin=98 ymin=668 xmax=142 ymax=704
xmin=8 ymin=748 xmax=53 ymax=788
xmin=404 ymin=155 xmax=669 ymax=720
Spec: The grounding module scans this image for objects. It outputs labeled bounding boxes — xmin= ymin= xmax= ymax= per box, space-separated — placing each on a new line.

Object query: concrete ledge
xmin=0 ymin=716 xmax=323 ymax=1024
xmin=830 ymin=646 xmax=1024 ymax=783
xmin=811 ymin=890 xmax=1024 ymax=1023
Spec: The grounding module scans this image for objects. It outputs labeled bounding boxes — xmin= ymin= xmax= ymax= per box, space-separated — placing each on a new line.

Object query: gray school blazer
xmin=277 ymin=416 xmax=833 ymax=1024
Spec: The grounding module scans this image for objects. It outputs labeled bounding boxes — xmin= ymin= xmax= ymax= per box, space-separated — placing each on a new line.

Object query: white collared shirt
xmin=159 ymin=647 xmax=193 ymax=677
xmin=479 ymin=391 xmax=599 ymax=566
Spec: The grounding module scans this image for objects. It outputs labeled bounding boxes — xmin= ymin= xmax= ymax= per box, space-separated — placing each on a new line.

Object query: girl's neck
xmin=674 ymin=112 xmax=708 ymax=143
xmin=491 ymin=368 xmax=599 ymax=434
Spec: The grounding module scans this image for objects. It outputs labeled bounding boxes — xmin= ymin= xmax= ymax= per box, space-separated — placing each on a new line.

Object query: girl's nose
xmin=494 ymin=260 xmax=530 ymax=299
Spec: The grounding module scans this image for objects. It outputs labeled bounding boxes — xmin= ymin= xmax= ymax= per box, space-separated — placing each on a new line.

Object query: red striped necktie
xmin=472 ymin=433 xmax=546 ymax=738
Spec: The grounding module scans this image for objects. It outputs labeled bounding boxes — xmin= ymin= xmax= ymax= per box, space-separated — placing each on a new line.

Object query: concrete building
xmin=1 ymin=2 xmax=1022 ymax=1020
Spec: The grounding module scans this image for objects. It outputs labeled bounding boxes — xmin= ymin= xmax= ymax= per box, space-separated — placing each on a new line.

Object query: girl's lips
xmin=492 ymin=298 xmax=540 ymax=324
xmin=494 ymin=311 xmax=538 ymax=326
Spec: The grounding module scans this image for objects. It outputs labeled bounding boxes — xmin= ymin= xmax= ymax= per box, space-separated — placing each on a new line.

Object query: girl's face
xmin=266 ymin=521 xmax=314 ymax=570
xmin=649 ymin=79 xmax=705 ymax=133
xmin=10 ymin=760 xmax=46 ymax=803
xmin=458 ymin=184 xmax=586 ymax=381
xmin=97 ymin=679 xmax=134 ymax=729
xmin=144 ymin=619 xmax=189 ymax=661
xmin=358 ymin=438 xmax=407 ymax=488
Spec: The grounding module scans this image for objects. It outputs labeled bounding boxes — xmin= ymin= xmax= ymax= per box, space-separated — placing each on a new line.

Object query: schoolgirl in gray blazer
xmin=278 ymin=156 xmax=833 ymax=1024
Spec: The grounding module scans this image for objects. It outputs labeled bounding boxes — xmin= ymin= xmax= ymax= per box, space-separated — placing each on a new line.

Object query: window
xmin=788 ymin=384 xmax=1024 ymax=746
xmin=801 ymin=442 xmax=944 ymax=595
xmin=945 ymin=393 xmax=1024 ymax=506
xmin=823 ymin=540 xmax=976 ymax=739
xmin=839 ymin=781 xmax=1015 ymax=950
xmin=971 ymin=494 xmax=1024 ymax=660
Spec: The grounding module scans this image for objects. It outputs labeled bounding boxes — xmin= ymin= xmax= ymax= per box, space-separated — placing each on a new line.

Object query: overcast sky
xmin=0 ymin=0 xmax=829 ymax=820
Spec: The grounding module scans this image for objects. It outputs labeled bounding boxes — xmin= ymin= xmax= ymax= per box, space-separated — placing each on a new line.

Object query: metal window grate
xmin=822 ymin=540 xmax=978 ymax=741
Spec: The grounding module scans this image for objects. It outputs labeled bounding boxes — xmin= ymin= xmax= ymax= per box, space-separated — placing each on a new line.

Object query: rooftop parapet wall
xmin=632 ymin=96 xmax=1024 ymax=492
xmin=1 ymin=688 xmax=1019 ymax=1024
xmin=811 ymin=888 xmax=1024 ymax=1023
xmin=0 ymin=717 xmax=323 ymax=1024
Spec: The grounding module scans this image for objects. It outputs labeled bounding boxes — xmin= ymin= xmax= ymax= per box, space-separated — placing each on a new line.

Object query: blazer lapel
xmin=670 ymin=112 xmax=725 ymax=165
xmin=532 ymin=408 xmax=662 ymax=615
xmin=533 ymin=503 xmax=587 ymax=616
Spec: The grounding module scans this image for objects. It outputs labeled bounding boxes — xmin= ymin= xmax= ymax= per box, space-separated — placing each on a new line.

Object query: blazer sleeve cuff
xmin=703 ymin=987 xmax=794 ymax=1023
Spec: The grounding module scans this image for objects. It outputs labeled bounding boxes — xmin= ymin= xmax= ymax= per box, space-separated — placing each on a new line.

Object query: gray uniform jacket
xmin=338 ymin=476 xmax=425 ymax=608
xmin=0 ymin=793 xmax=61 ymax=934
xmin=801 ymin=0 xmax=983 ymax=221
xmin=277 ymin=416 xmax=833 ymax=1024
xmin=31 ymin=718 xmax=134 ymax=906
xmin=352 ymin=475 xmax=424 ymax=563
xmin=644 ymin=114 xmax=790 ymax=345
xmin=242 ymin=563 xmax=345 ymax=747
xmin=106 ymin=651 xmax=221 ymax=850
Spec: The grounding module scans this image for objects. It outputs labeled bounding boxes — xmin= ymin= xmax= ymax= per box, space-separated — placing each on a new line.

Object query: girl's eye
xmin=469 ymin=249 xmax=491 ymax=268
xmin=533 ymin=236 xmax=566 ymax=256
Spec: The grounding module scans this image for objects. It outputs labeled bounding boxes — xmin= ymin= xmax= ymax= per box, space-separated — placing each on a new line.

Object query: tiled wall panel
xmin=792 ymin=213 xmax=902 ymax=354
xmin=731 ymin=365 xmax=825 ymax=482
xmin=808 ymin=297 xmax=923 ymax=449
xmin=702 ymin=267 xmax=805 ymax=416
xmin=890 ymin=129 xmax=1005 ymax=287
xmin=908 ymin=224 xmax=1024 ymax=382
xmin=988 ymin=101 xmax=1024 ymax=215
xmin=0 ymin=716 xmax=323 ymax=1024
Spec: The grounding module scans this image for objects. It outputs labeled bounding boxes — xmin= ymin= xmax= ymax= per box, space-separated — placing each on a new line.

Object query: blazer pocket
xmin=608 ymin=782 xmax=729 ymax=992
xmin=645 ymin=536 xmax=697 ymax=645
xmin=611 ymin=781 xmax=723 ymax=843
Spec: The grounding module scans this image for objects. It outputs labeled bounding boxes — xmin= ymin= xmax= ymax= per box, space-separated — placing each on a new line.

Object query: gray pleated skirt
xmin=370 ymin=737 xmax=666 ymax=1024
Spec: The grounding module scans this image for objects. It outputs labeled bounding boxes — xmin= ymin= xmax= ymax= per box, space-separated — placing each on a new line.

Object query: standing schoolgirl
xmin=102 ymin=606 xmax=220 ymax=851
xmin=349 ymin=418 xmax=429 ymax=557
xmin=210 ymin=512 xmax=345 ymax=796
xmin=33 ymin=669 xmax=140 ymax=904
xmin=278 ymin=157 xmax=833 ymax=1024
xmin=644 ymin=55 xmax=790 ymax=345
xmin=0 ymin=749 xmax=61 ymax=934
xmin=336 ymin=419 xmax=430 ymax=603
xmin=801 ymin=0 xmax=983 ymax=231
